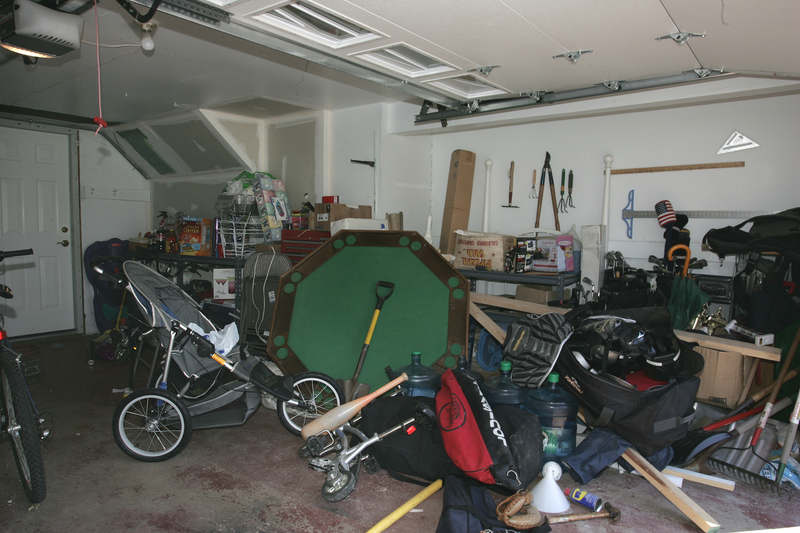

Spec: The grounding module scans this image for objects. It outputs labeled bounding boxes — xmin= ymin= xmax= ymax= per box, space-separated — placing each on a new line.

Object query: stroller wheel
xmin=277 ymin=372 xmax=344 ymax=437
xmin=321 ymin=465 xmax=357 ymax=503
xmin=112 ymin=388 xmax=192 ymax=462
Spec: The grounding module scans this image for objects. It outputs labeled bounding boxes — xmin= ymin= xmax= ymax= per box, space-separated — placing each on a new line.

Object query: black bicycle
xmin=0 ymin=249 xmax=50 ymax=504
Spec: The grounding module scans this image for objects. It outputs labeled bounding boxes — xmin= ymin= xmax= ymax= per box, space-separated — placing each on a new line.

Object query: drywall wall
xmin=329 ymin=103 xmax=432 ymax=233
xmin=152 ymin=179 xmax=230 ymax=220
xmin=267 ymin=117 xmax=316 ymax=206
xmin=79 ymin=131 xmax=151 ymax=334
xmin=421 ymin=93 xmax=799 ymax=294
xmin=328 ymin=92 xmax=799 ymax=296
xmin=425 ymin=92 xmax=799 ymax=262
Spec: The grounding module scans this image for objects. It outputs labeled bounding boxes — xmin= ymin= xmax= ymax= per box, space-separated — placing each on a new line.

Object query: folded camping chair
xmin=239 ymin=252 xmax=293 ymax=350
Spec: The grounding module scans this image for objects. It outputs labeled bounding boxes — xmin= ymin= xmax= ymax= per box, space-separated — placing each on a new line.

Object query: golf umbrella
xmin=666 ymin=245 xmax=711 ymax=330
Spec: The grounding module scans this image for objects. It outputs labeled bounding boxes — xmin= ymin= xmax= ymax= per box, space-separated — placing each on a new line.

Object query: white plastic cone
xmin=530 ymin=461 xmax=570 ymax=513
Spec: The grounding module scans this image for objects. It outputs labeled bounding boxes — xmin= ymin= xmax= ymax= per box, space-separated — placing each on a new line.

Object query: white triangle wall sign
xmin=718 ymin=131 xmax=759 ymax=154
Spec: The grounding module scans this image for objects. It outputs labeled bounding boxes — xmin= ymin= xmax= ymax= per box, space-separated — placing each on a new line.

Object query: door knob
xmin=56 ymin=240 xmax=70 ymax=247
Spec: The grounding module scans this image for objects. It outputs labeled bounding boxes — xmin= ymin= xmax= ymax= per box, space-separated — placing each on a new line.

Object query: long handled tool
xmin=502 ymin=161 xmax=519 ymax=208
xmin=535 ymin=151 xmax=559 ymax=231
xmin=751 ymin=325 xmax=800 ymax=446
xmin=342 ymin=281 xmax=395 ymax=401
xmin=776 ymin=390 xmax=800 ymax=483
xmin=534 ymin=155 xmax=548 ymax=229
xmin=548 ymin=161 xmax=561 ymax=231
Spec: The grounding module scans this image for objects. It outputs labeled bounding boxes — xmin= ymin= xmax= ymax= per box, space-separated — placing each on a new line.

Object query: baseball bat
xmin=301 ymin=373 xmax=408 ymax=440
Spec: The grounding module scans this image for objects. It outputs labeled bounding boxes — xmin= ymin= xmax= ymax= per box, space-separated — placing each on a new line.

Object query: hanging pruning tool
xmin=535 ymin=151 xmax=560 ymax=231
xmin=502 ymin=161 xmax=519 ymax=208
xmin=558 ymin=169 xmax=568 ymax=213
xmin=567 ymin=170 xmax=575 ymax=208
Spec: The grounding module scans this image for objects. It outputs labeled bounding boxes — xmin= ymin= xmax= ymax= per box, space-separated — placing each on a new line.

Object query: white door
xmin=0 ymin=126 xmax=75 ymax=337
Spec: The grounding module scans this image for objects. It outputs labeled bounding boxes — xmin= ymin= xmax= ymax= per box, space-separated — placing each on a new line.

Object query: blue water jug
xmin=524 ymin=373 xmax=579 ymax=464
xmin=396 ymin=351 xmax=440 ymax=397
xmin=480 ymin=360 xmax=526 ymax=407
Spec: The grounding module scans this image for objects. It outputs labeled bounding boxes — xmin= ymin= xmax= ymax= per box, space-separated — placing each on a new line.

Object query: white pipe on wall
xmin=483 ymin=159 xmax=493 ymax=233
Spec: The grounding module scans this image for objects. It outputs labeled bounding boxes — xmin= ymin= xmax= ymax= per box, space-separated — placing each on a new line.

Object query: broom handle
xmin=751 ymin=326 xmax=800 ymax=446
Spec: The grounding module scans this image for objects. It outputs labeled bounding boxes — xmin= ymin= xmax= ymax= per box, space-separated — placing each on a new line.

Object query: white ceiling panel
xmin=1 ymin=0 xmax=799 ymax=133
xmin=663 ymin=0 xmax=800 ymax=75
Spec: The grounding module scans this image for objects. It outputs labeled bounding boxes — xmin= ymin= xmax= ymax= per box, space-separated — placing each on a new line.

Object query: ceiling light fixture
xmin=0 ymin=0 xmax=85 ymax=58
xmin=139 ymin=21 xmax=156 ymax=51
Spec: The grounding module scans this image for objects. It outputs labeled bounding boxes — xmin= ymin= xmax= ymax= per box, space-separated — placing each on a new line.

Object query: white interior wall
xmin=374 ymin=93 xmax=799 ymax=295
xmin=328 ymin=103 xmax=433 ymax=233
xmin=329 ymin=104 xmax=382 ymax=210
xmin=79 ymin=132 xmax=151 ymax=334
xmin=430 ymin=94 xmax=799 ymax=293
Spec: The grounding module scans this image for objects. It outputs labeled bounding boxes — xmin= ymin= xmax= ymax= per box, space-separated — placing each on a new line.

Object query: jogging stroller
xmin=112 ymin=261 xmax=344 ymax=462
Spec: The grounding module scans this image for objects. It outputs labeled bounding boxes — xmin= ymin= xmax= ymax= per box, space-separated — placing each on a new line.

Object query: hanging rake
xmin=557 ymin=169 xmax=568 ymax=213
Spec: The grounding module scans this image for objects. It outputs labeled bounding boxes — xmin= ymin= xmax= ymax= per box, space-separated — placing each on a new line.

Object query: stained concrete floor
xmin=1 ymin=333 xmax=799 ymax=533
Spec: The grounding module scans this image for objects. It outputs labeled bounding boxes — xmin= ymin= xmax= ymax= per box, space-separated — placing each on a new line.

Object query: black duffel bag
xmin=359 ymin=395 xmax=463 ymax=485
xmin=553 ymin=306 xmax=704 ymax=456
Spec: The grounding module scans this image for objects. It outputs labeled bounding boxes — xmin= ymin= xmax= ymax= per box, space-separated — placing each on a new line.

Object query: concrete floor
xmin=1 ymin=333 xmax=799 ymax=533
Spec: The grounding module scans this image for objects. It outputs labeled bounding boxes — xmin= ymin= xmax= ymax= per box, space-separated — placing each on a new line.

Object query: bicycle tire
xmin=1 ymin=350 xmax=46 ymax=504
xmin=112 ymin=388 xmax=192 ymax=462
xmin=277 ymin=372 xmax=344 ymax=437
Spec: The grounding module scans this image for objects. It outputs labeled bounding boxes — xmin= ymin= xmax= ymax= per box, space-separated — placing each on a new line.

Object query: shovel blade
xmin=350 ymin=382 xmax=371 ymax=402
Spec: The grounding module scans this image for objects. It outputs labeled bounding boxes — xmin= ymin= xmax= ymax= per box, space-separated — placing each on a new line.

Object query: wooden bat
xmin=301 ymin=373 xmax=408 ymax=440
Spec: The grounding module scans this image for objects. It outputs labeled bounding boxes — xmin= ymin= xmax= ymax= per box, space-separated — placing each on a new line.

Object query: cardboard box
xmin=439 ymin=150 xmax=476 ymax=255
xmin=312 ymin=203 xmax=372 ymax=231
xmin=453 ymin=231 xmax=515 ymax=271
xmin=179 ymin=217 xmax=212 ymax=256
xmin=212 ymin=268 xmax=236 ymax=300
xmin=330 ymin=218 xmax=388 ymax=233
xmin=515 ymin=284 xmax=571 ymax=305
xmin=322 ymin=195 xmax=339 ymax=204
xmin=530 ymin=235 xmax=575 ymax=272
xmin=695 ymin=347 xmax=746 ymax=407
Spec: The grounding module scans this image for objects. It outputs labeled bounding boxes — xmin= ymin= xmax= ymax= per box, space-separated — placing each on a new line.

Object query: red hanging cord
xmin=92 ymin=0 xmax=106 ymax=135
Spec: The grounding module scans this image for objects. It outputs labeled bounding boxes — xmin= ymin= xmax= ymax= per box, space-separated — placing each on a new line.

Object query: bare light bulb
xmin=141 ymin=33 xmax=155 ymax=51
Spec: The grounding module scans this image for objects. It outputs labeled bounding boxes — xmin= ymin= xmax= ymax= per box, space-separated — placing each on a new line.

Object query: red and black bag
xmin=436 ymin=369 xmax=543 ymax=491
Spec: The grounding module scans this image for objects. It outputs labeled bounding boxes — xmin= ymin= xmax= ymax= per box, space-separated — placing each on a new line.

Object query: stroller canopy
xmin=123 ymin=261 xmax=215 ymax=333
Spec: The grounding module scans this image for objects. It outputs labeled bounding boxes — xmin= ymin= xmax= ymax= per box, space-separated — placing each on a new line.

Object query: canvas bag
xmin=436 ymin=369 xmax=543 ymax=491
xmin=554 ymin=307 xmax=702 ymax=456
xmin=358 ymin=395 xmax=463 ymax=485
xmin=703 ymin=207 xmax=800 ymax=263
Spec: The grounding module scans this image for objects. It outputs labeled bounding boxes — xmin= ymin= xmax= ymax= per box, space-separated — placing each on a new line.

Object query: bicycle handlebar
xmin=0 ymin=249 xmax=34 ymax=262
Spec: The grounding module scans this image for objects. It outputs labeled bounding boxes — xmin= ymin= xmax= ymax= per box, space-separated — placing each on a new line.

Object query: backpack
xmin=358 ymin=395 xmax=463 ymax=485
xmin=703 ymin=207 xmax=800 ymax=263
xmin=436 ymin=476 xmax=552 ymax=533
xmin=553 ymin=306 xmax=702 ymax=456
xmin=436 ymin=370 xmax=543 ymax=491
xmin=83 ymin=239 xmax=128 ymax=332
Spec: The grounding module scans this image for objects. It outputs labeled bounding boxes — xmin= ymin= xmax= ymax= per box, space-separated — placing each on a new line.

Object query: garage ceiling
xmin=1 ymin=0 xmax=799 ymax=129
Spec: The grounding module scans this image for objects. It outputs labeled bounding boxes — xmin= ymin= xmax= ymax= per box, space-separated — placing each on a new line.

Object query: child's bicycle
xmin=0 ymin=248 xmax=52 ymax=504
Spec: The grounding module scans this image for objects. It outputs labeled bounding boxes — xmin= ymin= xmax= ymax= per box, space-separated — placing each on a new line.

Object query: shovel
xmin=342 ymin=281 xmax=395 ymax=401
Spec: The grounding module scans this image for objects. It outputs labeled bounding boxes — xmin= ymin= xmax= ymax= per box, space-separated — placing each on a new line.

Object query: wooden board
xmin=623 ymin=448 xmax=720 ymax=533
xmin=610 ymin=162 xmax=744 ymax=175
xmin=675 ymin=330 xmax=781 ymax=361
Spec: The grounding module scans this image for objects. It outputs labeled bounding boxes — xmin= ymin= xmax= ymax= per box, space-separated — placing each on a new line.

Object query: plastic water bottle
xmin=457 ymin=354 xmax=485 ymax=387
xmin=480 ymin=360 xmax=526 ymax=408
xmin=396 ymin=351 xmax=440 ymax=397
xmin=524 ymin=373 xmax=579 ymax=464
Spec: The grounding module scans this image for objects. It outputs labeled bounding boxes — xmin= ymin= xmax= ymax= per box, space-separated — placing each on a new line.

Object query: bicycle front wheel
xmin=277 ymin=372 xmax=344 ymax=436
xmin=1 ymin=351 xmax=46 ymax=504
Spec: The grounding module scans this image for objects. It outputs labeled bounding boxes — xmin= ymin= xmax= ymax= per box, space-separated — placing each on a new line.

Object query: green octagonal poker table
xmin=267 ymin=230 xmax=470 ymax=392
